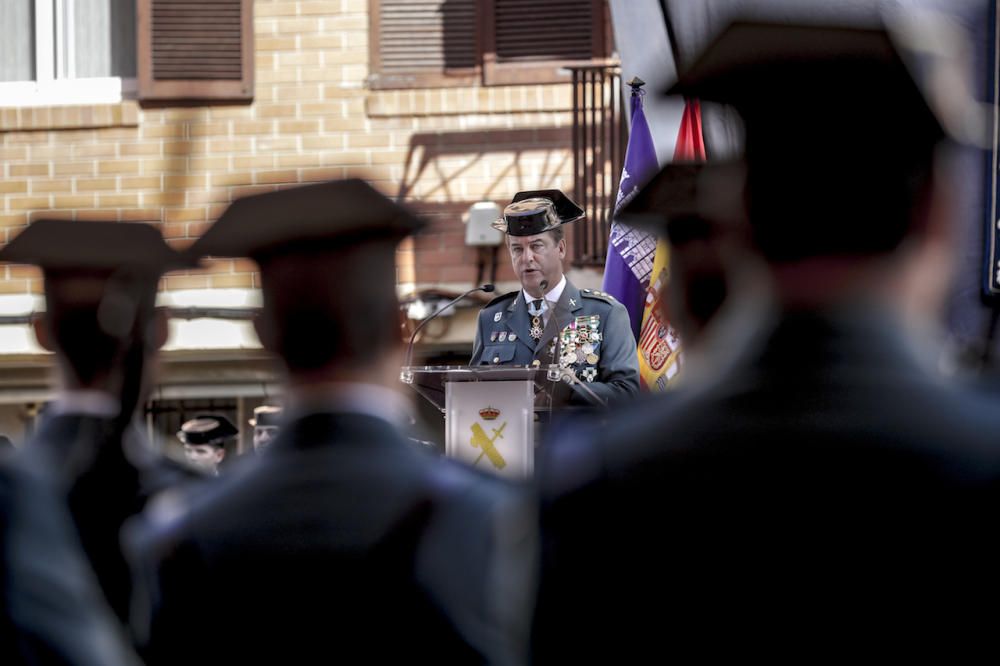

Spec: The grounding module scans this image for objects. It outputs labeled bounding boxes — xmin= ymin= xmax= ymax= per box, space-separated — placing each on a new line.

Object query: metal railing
xmin=569 ymin=64 xmax=626 ymax=267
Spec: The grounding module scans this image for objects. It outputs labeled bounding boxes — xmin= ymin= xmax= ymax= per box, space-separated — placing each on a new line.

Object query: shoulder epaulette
xmin=484 ymin=290 xmax=519 ymax=308
xmin=580 ymin=288 xmax=616 ymax=304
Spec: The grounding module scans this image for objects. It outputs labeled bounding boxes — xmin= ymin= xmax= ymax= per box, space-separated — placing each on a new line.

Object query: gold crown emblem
xmin=479 ymin=406 xmax=501 ymax=421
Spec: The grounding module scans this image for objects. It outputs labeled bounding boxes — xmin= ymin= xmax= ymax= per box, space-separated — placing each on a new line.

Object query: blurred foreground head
xmin=669 ymin=20 xmax=952 ymax=304
xmin=188 ymin=180 xmax=425 ymax=384
xmin=0 ymin=220 xmax=191 ymax=402
xmin=622 ymin=161 xmax=749 ymax=344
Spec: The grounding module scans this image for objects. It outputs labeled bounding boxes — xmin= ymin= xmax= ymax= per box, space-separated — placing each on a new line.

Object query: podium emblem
xmin=470 ymin=421 xmax=507 ymax=470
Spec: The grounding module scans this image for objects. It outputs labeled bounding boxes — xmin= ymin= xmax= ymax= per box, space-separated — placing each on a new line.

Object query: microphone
xmin=404 ymin=284 xmax=495 ymax=368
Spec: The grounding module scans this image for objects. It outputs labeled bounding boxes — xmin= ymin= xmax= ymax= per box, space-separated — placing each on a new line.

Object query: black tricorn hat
xmin=621 ymin=161 xmax=746 ymax=245
xmin=249 ymin=405 xmax=283 ymax=428
xmin=177 ymin=415 xmax=239 ymax=447
xmin=492 ymin=189 xmax=585 ymax=236
xmin=666 ymin=20 xmax=946 ymax=261
xmin=0 ymin=219 xmax=195 ymax=274
xmin=187 ymin=179 xmax=426 ymax=260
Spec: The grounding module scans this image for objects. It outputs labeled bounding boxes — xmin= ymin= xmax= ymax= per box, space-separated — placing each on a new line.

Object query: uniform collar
xmin=285 ymin=382 xmax=415 ymax=428
xmin=49 ymin=390 xmax=120 ymax=418
xmin=521 ymin=274 xmax=566 ymax=310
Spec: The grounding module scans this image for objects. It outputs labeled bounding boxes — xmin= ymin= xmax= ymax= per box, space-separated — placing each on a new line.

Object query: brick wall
xmin=0 ymin=0 xmax=578 ymax=298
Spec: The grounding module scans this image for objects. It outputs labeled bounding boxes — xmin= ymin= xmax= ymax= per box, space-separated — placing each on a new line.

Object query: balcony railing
xmin=568 ymin=64 xmax=626 ymax=267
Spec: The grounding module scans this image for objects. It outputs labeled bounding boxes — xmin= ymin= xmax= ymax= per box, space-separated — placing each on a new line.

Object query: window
xmin=368 ymin=0 xmax=611 ymax=89
xmin=0 ymin=0 xmax=137 ymax=107
xmin=136 ymin=0 xmax=254 ymax=103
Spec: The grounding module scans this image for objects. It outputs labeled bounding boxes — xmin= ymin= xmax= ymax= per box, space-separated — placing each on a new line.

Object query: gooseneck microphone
xmin=404 ymin=284 xmax=495 ymax=368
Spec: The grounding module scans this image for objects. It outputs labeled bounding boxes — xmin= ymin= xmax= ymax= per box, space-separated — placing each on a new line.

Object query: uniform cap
xmin=187 ymin=179 xmax=425 ymax=260
xmin=0 ymin=219 xmax=194 ymax=274
xmin=666 ymin=20 xmax=946 ymax=261
xmin=177 ymin=415 xmax=239 ymax=447
xmin=621 ymin=162 xmax=746 ymax=245
xmin=492 ymin=189 xmax=585 ymax=236
xmin=249 ymin=405 xmax=283 ymax=428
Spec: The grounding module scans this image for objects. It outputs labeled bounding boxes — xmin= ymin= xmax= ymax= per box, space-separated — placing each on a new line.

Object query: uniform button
xmin=493 ymin=356 xmax=500 ymax=364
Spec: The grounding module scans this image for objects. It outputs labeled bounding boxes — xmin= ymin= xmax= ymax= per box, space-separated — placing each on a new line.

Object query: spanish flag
xmin=636 ymin=100 xmax=705 ymax=391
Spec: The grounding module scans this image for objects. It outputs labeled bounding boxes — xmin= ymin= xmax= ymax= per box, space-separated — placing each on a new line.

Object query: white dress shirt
xmin=522 ymin=274 xmax=566 ymax=327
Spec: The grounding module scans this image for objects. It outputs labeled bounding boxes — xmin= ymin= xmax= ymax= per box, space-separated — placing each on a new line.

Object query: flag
xmin=603 ymin=84 xmax=660 ymax=342
xmin=634 ymin=99 xmax=706 ymax=391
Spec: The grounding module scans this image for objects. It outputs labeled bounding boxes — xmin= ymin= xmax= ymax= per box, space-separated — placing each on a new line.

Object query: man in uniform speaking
xmin=470 ymin=190 xmax=640 ymax=406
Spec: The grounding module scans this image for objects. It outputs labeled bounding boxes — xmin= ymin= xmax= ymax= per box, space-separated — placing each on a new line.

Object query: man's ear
xmin=32 ymin=314 xmax=54 ymax=352
xmin=557 ymin=237 xmax=567 ymax=260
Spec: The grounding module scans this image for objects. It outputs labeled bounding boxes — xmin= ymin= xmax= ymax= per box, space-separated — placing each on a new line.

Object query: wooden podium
xmin=400 ymin=366 xmax=558 ymax=479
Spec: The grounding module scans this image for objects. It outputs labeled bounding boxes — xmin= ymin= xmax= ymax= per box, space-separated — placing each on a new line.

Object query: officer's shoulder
xmin=579 ymin=288 xmax=618 ymax=306
xmin=483 ymin=290 xmax=518 ymax=309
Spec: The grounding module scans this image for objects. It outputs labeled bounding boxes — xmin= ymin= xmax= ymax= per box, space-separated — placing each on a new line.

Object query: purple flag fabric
xmin=603 ymin=88 xmax=660 ymax=342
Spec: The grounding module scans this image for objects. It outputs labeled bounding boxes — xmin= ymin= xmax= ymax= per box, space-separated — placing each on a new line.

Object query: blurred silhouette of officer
xmin=0 ymin=219 xmax=202 ymax=625
xmin=129 ymin=180 xmax=535 ymax=665
xmin=535 ymin=20 xmax=1000 ymax=662
xmin=1 ymin=457 xmax=140 ymax=665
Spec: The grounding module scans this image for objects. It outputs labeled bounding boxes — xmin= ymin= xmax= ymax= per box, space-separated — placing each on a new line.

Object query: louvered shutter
xmin=482 ymin=0 xmax=608 ymax=85
xmin=369 ymin=0 xmax=480 ymax=88
xmin=493 ymin=0 xmax=596 ymax=61
xmin=137 ymin=0 xmax=254 ymax=103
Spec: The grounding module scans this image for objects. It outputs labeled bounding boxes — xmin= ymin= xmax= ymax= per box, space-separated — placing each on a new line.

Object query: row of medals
xmin=549 ymin=315 xmax=602 ymax=382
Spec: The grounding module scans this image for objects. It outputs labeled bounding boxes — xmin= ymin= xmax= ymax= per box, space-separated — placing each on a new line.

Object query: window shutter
xmin=483 ymin=0 xmax=609 ymax=85
xmin=137 ymin=0 xmax=254 ymax=103
xmin=369 ymin=0 xmax=479 ymax=89
xmin=493 ymin=0 xmax=596 ymax=61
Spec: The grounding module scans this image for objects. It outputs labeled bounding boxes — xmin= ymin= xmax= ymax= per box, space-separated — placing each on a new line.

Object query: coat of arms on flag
xmin=602 ymin=79 xmax=705 ymax=391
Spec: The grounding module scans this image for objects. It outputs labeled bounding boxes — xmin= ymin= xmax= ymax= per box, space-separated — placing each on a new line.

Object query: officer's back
xmin=535 ymin=20 xmax=1000 ymax=662
xmin=130 ymin=181 xmax=534 ymax=665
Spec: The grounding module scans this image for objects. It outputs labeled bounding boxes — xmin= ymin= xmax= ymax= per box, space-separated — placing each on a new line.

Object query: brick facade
xmin=0 ymin=0 xmax=579 ymax=299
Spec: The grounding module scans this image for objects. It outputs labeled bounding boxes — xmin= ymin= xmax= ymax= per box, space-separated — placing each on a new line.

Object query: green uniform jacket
xmin=470 ymin=278 xmax=641 ymax=406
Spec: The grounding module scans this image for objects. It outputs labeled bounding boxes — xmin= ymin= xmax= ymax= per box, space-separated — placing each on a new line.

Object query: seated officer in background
xmin=177 ymin=415 xmax=238 ymax=475
xmin=248 ymin=404 xmax=282 ymax=451
xmin=534 ymin=21 xmax=1000 ymax=662
xmin=129 ymin=180 xmax=534 ymax=665
xmin=0 ymin=220 xmax=201 ymax=627
xmin=470 ymin=190 xmax=640 ymax=406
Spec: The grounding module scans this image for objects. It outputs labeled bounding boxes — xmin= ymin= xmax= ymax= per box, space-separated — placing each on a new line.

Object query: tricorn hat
xmin=0 ymin=219 xmax=196 ymax=274
xmin=666 ymin=20 xmax=946 ymax=261
xmin=177 ymin=415 xmax=239 ymax=448
xmin=492 ymin=189 xmax=585 ymax=236
xmin=249 ymin=405 xmax=283 ymax=428
xmin=620 ymin=161 xmax=746 ymax=245
xmin=187 ymin=179 xmax=426 ymax=261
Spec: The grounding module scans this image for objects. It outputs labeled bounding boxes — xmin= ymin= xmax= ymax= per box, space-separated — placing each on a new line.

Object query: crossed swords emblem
xmin=469 ymin=421 xmax=507 ymax=470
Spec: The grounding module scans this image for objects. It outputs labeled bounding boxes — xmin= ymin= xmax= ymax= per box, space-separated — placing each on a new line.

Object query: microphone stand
xmin=403 ymin=284 xmax=495 ymax=370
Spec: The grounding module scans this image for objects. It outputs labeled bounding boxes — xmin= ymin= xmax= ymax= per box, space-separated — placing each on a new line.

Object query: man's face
xmin=508 ymin=232 xmax=565 ymax=297
xmin=253 ymin=426 xmax=279 ymax=450
xmin=183 ymin=444 xmax=224 ymax=472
